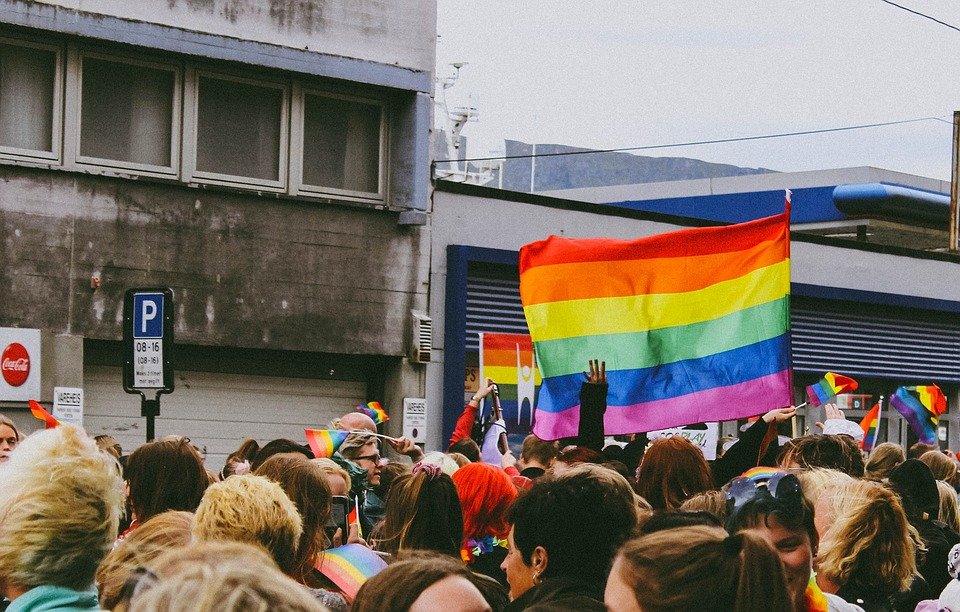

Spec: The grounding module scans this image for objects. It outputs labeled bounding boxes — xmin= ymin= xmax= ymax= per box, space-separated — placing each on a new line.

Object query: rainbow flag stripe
xmin=304 ymin=429 xmax=350 ymax=458
xmin=28 ymin=399 xmax=60 ymax=429
xmin=859 ymin=402 xmax=880 ymax=452
xmin=890 ymin=385 xmax=946 ymax=445
xmin=355 ymin=401 xmax=389 ymax=425
xmin=519 ymin=209 xmax=792 ymax=439
xmin=315 ymin=543 xmax=387 ymax=602
xmin=480 ymin=333 xmax=541 ymax=427
xmin=805 ymin=372 xmax=858 ymax=407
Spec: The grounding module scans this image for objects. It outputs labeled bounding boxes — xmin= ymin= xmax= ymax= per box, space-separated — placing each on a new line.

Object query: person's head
xmin=94 ymin=434 xmax=122 ymax=460
xmin=220 ymin=438 xmax=260 ymax=479
xmin=0 ymin=414 xmax=20 ymax=462
xmin=339 ymin=433 xmax=382 ymax=487
xmin=448 ymin=438 xmax=481 ymax=463
xmin=863 ymin=442 xmax=905 ymax=481
xmin=519 ymin=435 xmax=557 ymax=469
xmin=311 ymin=457 xmax=352 ymax=496
xmin=887 ymin=457 xmax=941 ymax=522
xmin=638 ymin=510 xmax=724 ymax=535
xmin=794 ymin=467 xmax=855 ymax=508
xmin=193 ymin=474 xmax=302 ymax=575
xmin=814 ymin=479 xmax=916 ymax=597
xmin=920 ymin=449 xmax=959 ymax=483
xmin=777 ymin=434 xmax=866 ymax=477
xmin=552 ymin=445 xmax=603 ymax=475
xmin=451 ymin=462 xmax=517 ymax=544
xmin=126 ymin=437 xmax=209 ymax=523
xmin=128 ymin=541 xmax=324 ymax=612
xmin=678 ymin=489 xmax=729 ymax=523
xmin=352 ymin=553 xmax=491 ymax=612
xmin=95 ymin=511 xmax=195 ymax=610
xmin=418 ymin=451 xmax=459 ymax=477
xmin=503 ymin=467 xmax=638 ymax=600
xmin=337 ymin=411 xmax=378 ymax=433
xmin=635 ymin=436 xmax=714 ymax=510
xmin=376 ymin=462 xmax=464 ymax=558
xmin=937 ymin=479 xmax=960 ymax=535
xmin=254 ymin=453 xmax=332 ymax=579
xmin=0 ymin=425 xmax=124 ymax=595
xmin=909 ymin=441 xmax=939 ymax=459
xmin=725 ymin=468 xmax=817 ymax=608
xmin=606 ymin=526 xmax=792 ymax=612
xmin=250 ymin=438 xmax=312 ymax=472
xmin=447 ymin=452 xmax=471 ymax=468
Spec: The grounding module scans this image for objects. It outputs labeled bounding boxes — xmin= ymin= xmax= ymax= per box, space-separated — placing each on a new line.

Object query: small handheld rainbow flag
xmin=315 ymin=543 xmax=387 ymax=602
xmin=859 ymin=401 xmax=881 ymax=452
xmin=890 ymin=385 xmax=946 ymax=445
xmin=28 ymin=400 xmax=59 ymax=429
xmin=355 ymin=401 xmax=388 ymax=425
xmin=805 ymin=373 xmax=858 ymax=407
xmin=304 ymin=429 xmax=350 ymax=458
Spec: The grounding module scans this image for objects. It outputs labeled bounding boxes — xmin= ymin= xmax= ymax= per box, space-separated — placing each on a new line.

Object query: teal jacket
xmin=6 ymin=586 xmax=100 ymax=612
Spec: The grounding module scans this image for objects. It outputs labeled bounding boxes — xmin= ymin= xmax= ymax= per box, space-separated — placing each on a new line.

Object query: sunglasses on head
xmin=726 ymin=467 xmax=803 ymax=515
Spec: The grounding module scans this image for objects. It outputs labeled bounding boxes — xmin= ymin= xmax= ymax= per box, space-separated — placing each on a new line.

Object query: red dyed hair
xmin=635 ymin=436 xmax=714 ymax=511
xmin=451 ymin=462 xmax=517 ymax=543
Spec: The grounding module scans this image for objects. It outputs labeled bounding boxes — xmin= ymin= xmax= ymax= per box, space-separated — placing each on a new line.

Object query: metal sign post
xmin=122 ymin=288 xmax=175 ymax=442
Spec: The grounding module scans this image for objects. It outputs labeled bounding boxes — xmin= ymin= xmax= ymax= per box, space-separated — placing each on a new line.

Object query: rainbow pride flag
xmin=28 ymin=399 xmax=59 ymax=429
xmin=891 ymin=385 xmax=946 ymax=445
xmin=859 ymin=402 xmax=880 ymax=452
xmin=805 ymin=372 xmax=858 ymax=407
xmin=519 ymin=208 xmax=792 ymax=439
xmin=479 ymin=333 xmax=541 ymax=428
xmin=305 ymin=429 xmax=350 ymax=458
xmin=355 ymin=401 xmax=388 ymax=425
xmin=315 ymin=543 xmax=387 ymax=602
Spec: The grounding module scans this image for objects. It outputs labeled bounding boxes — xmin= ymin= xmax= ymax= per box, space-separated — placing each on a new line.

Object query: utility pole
xmin=950 ymin=110 xmax=959 ymax=252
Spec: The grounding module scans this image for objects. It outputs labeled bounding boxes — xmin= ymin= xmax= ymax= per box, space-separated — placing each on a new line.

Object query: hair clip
xmin=412 ymin=462 xmax=443 ymax=480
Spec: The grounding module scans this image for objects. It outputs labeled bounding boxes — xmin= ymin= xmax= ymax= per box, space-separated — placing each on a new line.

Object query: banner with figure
xmin=479 ymin=333 xmax=540 ymax=442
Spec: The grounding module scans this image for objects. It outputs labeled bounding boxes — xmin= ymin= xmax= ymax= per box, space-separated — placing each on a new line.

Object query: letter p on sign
xmin=133 ymin=293 xmax=164 ymax=339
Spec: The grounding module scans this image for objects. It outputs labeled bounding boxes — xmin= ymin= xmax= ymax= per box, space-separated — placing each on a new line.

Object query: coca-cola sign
xmin=1 ymin=343 xmax=30 ymax=387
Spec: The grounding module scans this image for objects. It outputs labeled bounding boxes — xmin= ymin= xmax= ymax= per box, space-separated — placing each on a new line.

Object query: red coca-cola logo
xmin=1 ymin=343 xmax=30 ymax=387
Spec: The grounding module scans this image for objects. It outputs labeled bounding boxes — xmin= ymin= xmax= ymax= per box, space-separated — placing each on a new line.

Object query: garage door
xmin=83 ymin=366 xmax=366 ymax=471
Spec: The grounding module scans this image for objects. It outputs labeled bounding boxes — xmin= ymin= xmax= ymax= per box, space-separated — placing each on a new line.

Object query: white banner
xmin=647 ymin=423 xmax=720 ymax=461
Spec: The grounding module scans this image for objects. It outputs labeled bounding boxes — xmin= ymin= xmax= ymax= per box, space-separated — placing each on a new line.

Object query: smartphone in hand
xmin=325 ymin=495 xmax=351 ymax=545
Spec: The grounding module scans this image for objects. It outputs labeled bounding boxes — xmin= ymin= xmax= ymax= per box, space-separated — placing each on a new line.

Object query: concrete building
xmin=0 ymin=0 xmax=435 ymax=467
xmin=428 ymin=169 xmax=960 ymax=451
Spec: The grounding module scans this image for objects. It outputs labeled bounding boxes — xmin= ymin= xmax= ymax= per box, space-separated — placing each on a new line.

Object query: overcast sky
xmin=436 ymin=1 xmax=960 ymax=181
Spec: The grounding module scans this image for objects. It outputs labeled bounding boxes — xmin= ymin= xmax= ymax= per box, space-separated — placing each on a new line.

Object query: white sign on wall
xmin=0 ymin=327 xmax=41 ymax=402
xmin=647 ymin=422 xmax=720 ymax=461
xmin=402 ymin=398 xmax=427 ymax=444
xmin=53 ymin=387 xmax=84 ymax=427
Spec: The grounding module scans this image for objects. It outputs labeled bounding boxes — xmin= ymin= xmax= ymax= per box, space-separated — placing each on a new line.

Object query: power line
xmin=877 ymin=0 xmax=960 ymax=33
xmin=435 ymin=116 xmax=949 ymax=164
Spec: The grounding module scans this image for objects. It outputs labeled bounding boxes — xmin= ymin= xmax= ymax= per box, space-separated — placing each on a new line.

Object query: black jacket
xmin=504 ymin=577 xmax=605 ymax=612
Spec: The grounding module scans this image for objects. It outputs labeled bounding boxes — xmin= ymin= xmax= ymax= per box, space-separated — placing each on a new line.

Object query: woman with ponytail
xmin=605 ymin=525 xmax=792 ymax=612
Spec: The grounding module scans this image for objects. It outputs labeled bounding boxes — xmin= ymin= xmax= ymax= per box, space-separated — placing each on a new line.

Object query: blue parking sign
xmin=133 ymin=293 xmax=164 ymax=339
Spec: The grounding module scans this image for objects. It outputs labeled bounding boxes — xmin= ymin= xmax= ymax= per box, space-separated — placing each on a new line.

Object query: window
xmin=193 ymin=73 xmax=286 ymax=186
xmin=0 ymin=40 xmax=60 ymax=159
xmin=77 ymin=54 xmax=178 ymax=172
xmin=300 ymin=91 xmax=384 ymax=199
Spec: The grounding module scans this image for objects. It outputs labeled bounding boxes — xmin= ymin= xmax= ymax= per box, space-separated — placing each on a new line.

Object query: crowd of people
xmin=1 ymin=373 xmax=960 ymax=612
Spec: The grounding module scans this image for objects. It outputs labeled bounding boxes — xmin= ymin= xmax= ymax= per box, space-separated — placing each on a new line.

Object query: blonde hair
xmin=614 ymin=525 xmax=792 ymax=612
xmin=937 ymin=480 xmax=960 ymax=535
xmin=193 ymin=475 xmax=302 ymax=575
xmin=795 ymin=468 xmax=855 ymax=507
xmin=0 ymin=413 xmax=21 ymax=440
xmin=679 ymin=490 xmax=729 ymax=524
xmin=0 ymin=425 xmax=124 ymax=591
xmin=864 ymin=442 xmax=905 ymax=481
xmin=920 ymin=450 xmax=959 ymax=483
xmin=131 ymin=542 xmax=324 ymax=612
xmin=311 ymin=457 xmax=352 ymax=492
xmin=816 ymin=480 xmax=917 ymax=596
xmin=96 ymin=511 xmax=195 ymax=610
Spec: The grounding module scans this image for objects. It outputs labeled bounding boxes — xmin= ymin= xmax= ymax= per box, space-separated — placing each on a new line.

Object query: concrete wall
xmin=29 ymin=0 xmax=436 ymax=72
xmin=0 ymin=166 xmax=429 ymax=356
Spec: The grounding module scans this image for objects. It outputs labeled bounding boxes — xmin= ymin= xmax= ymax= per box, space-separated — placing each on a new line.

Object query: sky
xmin=435 ymin=1 xmax=960 ymax=182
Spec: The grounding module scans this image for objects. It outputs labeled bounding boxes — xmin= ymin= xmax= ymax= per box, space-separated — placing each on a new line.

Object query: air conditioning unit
xmin=410 ymin=313 xmax=432 ymax=364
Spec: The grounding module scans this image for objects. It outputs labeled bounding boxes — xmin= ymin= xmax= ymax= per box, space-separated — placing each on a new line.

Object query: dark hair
xmin=777 ymin=434 xmax=865 ymax=477
xmin=375 ymin=469 xmax=463 ymax=558
xmin=254 ymin=453 xmax=332 ymax=580
xmin=556 ymin=446 xmax=603 ymax=466
xmin=352 ymin=553 xmax=488 ymax=612
xmin=374 ymin=461 xmax=410 ymax=500
xmin=726 ymin=491 xmax=818 ymax=551
xmin=640 ymin=510 xmax=724 ymax=534
xmin=448 ymin=438 xmax=481 ymax=463
xmin=507 ymin=470 xmax=637 ymax=585
xmin=126 ymin=438 xmax=209 ymax=522
xmin=220 ymin=438 xmax=261 ymax=479
xmin=908 ymin=442 xmax=939 ymax=460
xmin=250 ymin=439 xmax=313 ymax=472
xmin=521 ymin=435 xmax=558 ymax=466
xmin=635 ymin=437 xmax=714 ymax=510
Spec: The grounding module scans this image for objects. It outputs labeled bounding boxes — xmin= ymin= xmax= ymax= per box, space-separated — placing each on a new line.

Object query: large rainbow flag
xmin=519 ymin=208 xmax=792 ymax=439
xmin=479 ymin=333 xmax=541 ymax=428
xmin=890 ymin=385 xmax=946 ymax=445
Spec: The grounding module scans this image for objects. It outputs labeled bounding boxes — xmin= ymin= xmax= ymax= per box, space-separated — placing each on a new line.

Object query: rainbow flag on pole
xmin=355 ymin=401 xmax=388 ymax=425
xmin=304 ymin=429 xmax=350 ymax=458
xmin=28 ymin=400 xmax=60 ymax=429
xmin=859 ymin=401 xmax=880 ymax=452
xmin=519 ymin=205 xmax=792 ymax=439
xmin=890 ymin=385 xmax=946 ymax=445
xmin=805 ymin=372 xmax=858 ymax=407
xmin=479 ymin=333 xmax=541 ymax=427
